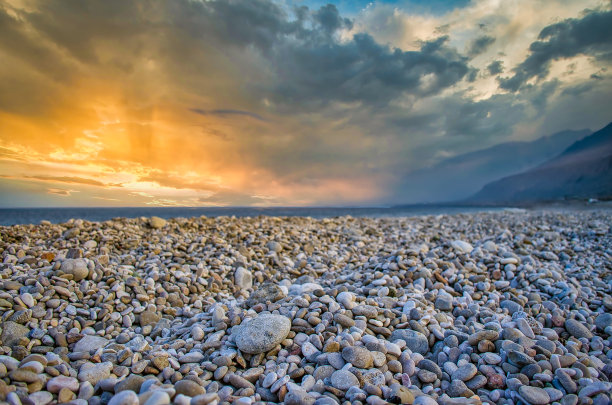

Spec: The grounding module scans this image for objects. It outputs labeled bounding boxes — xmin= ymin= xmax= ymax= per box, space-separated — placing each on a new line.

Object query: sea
xmin=0 ymin=205 xmax=514 ymax=226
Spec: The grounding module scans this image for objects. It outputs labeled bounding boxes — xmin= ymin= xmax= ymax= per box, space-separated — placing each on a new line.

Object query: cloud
xmin=190 ymin=108 xmax=267 ymax=122
xmin=47 ymin=188 xmax=72 ymax=196
xmin=487 ymin=60 xmax=504 ymax=75
xmin=468 ymin=35 xmax=496 ymax=57
xmin=1 ymin=0 xmax=612 ymax=207
xmin=25 ymin=175 xmax=109 ymax=187
xmin=268 ymin=34 xmax=470 ymax=110
xmin=499 ymin=7 xmax=612 ymax=91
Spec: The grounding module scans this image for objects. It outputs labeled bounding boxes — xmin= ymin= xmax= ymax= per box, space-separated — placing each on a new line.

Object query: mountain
xmin=469 ymin=121 xmax=612 ymax=203
xmin=394 ymin=129 xmax=590 ymax=203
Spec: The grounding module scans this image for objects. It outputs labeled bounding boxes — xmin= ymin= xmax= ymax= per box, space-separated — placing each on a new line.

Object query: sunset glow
xmin=1 ymin=0 xmax=611 ymax=206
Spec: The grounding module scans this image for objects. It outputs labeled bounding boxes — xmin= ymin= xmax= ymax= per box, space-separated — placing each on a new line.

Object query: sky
xmin=0 ymin=0 xmax=611 ymax=207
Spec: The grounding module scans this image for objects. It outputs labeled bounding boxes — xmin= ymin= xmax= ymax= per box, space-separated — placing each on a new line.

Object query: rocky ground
xmin=0 ymin=210 xmax=610 ymax=405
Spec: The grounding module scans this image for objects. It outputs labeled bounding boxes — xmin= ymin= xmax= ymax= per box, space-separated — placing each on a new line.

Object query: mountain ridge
xmin=467 ymin=121 xmax=612 ymax=203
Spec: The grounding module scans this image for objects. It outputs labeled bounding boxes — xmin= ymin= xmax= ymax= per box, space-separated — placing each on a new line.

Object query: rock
xmin=519 ymin=386 xmax=550 ymax=405
xmin=447 ymin=380 xmax=469 ymax=397
xmin=246 ymin=283 xmax=285 ymax=306
xmin=564 ymin=319 xmax=592 ymax=339
xmin=174 ymin=380 xmax=205 ymax=397
xmin=109 ymin=390 xmax=139 ymax=405
xmin=58 ymin=387 xmax=75 ymax=403
xmin=234 ymin=314 xmax=291 ymax=354
xmin=341 ymin=346 xmax=373 ymax=368
xmin=143 ymin=390 xmax=170 ymax=405
xmin=9 ymin=369 xmax=40 ymax=383
xmin=352 ymin=305 xmax=378 ymax=318
xmin=389 ymin=384 xmax=414 ymax=404
xmin=414 ymin=396 xmax=438 ymax=405
xmin=115 ymin=375 xmax=145 ymax=393
xmin=47 ymin=376 xmax=80 ymax=393
xmin=191 ymin=326 xmax=205 ymax=341
xmin=19 ymin=293 xmax=34 ymax=308
xmin=435 ymin=293 xmax=453 ymax=311
xmin=266 ymin=241 xmax=282 ymax=252
xmin=139 ymin=311 xmax=161 ymax=327
xmin=285 ymin=390 xmax=315 ymax=405
xmin=60 ymin=258 xmax=89 ymax=281
xmin=234 ymin=267 xmax=253 ymax=290
xmin=336 ymin=291 xmax=356 ymax=309
xmin=0 ymin=321 xmax=30 ymax=347
xmin=77 ymin=362 xmax=113 ymax=385
xmin=516 ymin=318 xmax=535 ymax=339
xmin=330 ymin=370 xmax=359 ymax=391
xmin=595 ymin=313 xmax=612 ymax=331
xmin=73 ymin=335 xmax=107 ymax=353
xmin=578 ymin=382 xmax=611 ymax=398
xmin=149 ymin=216 xmax=166 ymax=229
xmin=467 ymin=330 xmax=499 ymax=345
xmin=28 ymin=391 xmax=53 ymax=405
xmin=451 ymin=240 xmax=473 ymax=254
xmin=451 ymin=364 xmax=477 ymax=382
xmin=500 ymin=300 xmax=523 ymax=314
xmin=389 ymin=330 xmax=429 ymax=355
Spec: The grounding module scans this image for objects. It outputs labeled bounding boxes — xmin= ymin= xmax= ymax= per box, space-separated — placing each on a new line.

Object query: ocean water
xmin=0 ymin=205 xmax=509 ymax=226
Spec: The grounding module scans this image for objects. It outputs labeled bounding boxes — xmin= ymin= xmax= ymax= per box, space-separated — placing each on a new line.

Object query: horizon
xmin=1 ymin=0 xmax=611 ymax=207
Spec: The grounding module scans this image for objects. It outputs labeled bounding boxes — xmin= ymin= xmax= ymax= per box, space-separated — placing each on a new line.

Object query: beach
xmin=0 ymin=210 xmax=610 ymax=405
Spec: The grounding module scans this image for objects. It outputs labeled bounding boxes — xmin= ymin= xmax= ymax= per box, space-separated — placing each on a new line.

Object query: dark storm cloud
xmin=269 ymin=34 xmax=470 ymax=109
xmin=313 ymin=4 xmax=353 ymax=35
xmin=467 ymin=35 xmax=495 ymax=57
xmin=499 ymin=8 xmax=612 ymax=91
xmin=1 ymin=0 xmax=472 ymax=113
xmin=487 ymin=60 xmax=504 ymax=75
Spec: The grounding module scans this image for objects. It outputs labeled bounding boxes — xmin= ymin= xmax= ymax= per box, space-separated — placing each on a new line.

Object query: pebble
xmin=330 ymin=370 xmax=359 ymax=391
xmin=234 ymin=314 xmax=291 ymax=354
xmin=73 ymin=335 xmax=108 ymax=353
xmin=341 ymin=346 xmax=373 ymax=368
xmin=565 ymin=319 xmax=593 ymax=339
xmin=389 ymin=330 xmax=429 ymax=355
xmin=47 ymin=376 xmax=80 ymax=393
xmin=451 ymin=363 xmax=477 ymax=382
xmin=519 ymin=385 xmax=550 ymax=404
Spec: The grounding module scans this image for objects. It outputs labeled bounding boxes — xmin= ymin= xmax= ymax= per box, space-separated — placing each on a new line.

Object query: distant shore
xmin=1 ymin=200 xmax=611 ymax=226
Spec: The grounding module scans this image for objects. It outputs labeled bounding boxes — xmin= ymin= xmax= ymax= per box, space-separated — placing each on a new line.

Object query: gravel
xmin=0 ymin=210 xmax=610 ymax=405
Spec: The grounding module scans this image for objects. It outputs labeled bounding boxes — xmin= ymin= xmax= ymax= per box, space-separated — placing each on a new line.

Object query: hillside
xmin=394 ymin=129 xmax=589 ymax=203
xmin=469 ymin=122 xmax=612 ymax=203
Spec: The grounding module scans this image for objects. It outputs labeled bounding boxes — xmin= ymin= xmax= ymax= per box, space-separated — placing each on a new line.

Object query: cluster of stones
xmin=0 ymin=211 xmax=610 ymax=405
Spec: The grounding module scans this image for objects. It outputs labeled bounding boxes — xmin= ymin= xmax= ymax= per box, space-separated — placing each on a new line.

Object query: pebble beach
xmin=0 ymin=210 xmax=610 ymax=405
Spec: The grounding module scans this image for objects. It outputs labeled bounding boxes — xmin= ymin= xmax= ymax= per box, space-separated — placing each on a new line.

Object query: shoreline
xmin=1 ymin=201 xmax=611 ymax=227
xmin=0 ymin=211 xmax=610 ymax=404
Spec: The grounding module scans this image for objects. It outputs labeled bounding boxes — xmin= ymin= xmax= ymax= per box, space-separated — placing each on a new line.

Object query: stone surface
xmin=234 ymin=314 xmax=291 ymax=354
xmin=519 ymin=386 xmax=550 ymax=405
xmin=341 ymin=346 xmax=373 ymax=368
xmin=330 ymin=370 xmax=359 ymax=391
xmin=234 ymin=267 xmax=253 ymax=290
xmin=149 ymin=216 xmax=166 ymax=229
xmin=77 ymin=362 xmax=113 ymax=385
xmin=174 ymin=380 xmax=205 ymax=397
xmin=565 ymin=319 xmax=593 ymax=339
xmin=60 ymin=258 xmax=89 ymax=281
xmin=246 ymin=283 xmax=286 ymax=306
xmin=73 ymin=335 xmax=108 ymax=353
xmin=0 ymin=321 xmax=30 ymax=347
xmin=389 ymin=329 xmax=429 ymax=355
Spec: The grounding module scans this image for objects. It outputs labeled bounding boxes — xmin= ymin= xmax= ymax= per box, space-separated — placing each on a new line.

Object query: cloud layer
xmin=0 ymin=0 xmax=611 ymax=206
